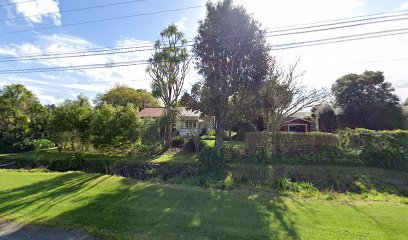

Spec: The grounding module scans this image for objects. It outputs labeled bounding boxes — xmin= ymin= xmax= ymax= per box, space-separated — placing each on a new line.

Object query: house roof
xmin=177 ymin=107 xmax=201 ymax=118
xmin=139 ymin=107 xmax=165 ymax=118
xmin=283 ymin=117 xmax=313 ymax=124
xmin=139 ymin=107 xmax=202 ymax=118
xmin=283 ymin=112 xmax=313 ymax=124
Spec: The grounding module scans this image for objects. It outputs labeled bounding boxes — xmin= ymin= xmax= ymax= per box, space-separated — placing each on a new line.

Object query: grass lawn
xmin=1 ymin=169 xmax=407 ymax=240
xmin=201 ymin=140 xmax=245 ymax=148
xmin=150 ymin=150 xmax=198 ymax=164
xmin=0 ymin=148 xmax=199 ymax=166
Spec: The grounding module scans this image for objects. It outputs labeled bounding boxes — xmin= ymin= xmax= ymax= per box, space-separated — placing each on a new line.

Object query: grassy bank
xmin=0 ymin=169 xmax=408 ymax=240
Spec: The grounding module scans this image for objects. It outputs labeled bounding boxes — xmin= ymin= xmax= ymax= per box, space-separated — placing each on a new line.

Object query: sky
xmin=0 ymin=0 xmax=407 ymax=105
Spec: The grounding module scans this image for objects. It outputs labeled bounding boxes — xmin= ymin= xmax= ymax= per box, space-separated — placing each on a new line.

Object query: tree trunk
xmin=215 ymin=115 xmax=224 ymax=149
xmin=164 ymin=122 xmax=172 ymax=150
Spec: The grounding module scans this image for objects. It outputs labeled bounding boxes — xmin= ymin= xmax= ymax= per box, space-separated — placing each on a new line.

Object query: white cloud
xmin=0 ymin=34 xmax=157 ymax=104
xmin=11 ymin=0 xmax=61 ymax=26
xmin=175 ymin=17 xmax=188 ymax=31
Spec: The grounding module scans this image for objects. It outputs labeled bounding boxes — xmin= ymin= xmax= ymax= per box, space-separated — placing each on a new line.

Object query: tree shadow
xmin=0 ymin=172 xmax=300 ymax=239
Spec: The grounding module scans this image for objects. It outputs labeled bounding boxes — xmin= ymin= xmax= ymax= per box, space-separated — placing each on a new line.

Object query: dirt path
xmin=0 ymin=219 xmax=98 ymax=240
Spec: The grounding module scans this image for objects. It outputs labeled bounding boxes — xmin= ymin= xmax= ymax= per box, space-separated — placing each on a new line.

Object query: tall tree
xmin=146 ymin=24 xmax=190 ymax=149
xmin=332 ymin=71 xmax=402 ymax=130
xmin=260 ymin=59 xmax=328 ymax=153
xmin=0 ymin=84 xmax=47 ymax=142
xmin=94 ymin=84 xmax=159 ymax=109
xmin=193 ymin=0 xmax=270 ymax=148
xmin=314 ymin=104 xmax=337 ymax=132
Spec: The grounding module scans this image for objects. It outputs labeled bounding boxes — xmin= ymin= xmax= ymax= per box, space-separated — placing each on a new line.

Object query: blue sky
xmin=1 ymin=0 xmax=408 ymax=105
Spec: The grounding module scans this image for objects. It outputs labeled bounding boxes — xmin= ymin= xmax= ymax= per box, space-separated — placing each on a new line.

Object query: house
xmin=281 ymin=112 xmax=315 ymax=133
xmin=139 ymin=107 xmax=213 ymax=137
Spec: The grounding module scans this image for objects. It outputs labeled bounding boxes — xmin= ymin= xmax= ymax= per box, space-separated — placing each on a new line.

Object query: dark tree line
xmin=315 ymin=71 xmax=405 ymax=132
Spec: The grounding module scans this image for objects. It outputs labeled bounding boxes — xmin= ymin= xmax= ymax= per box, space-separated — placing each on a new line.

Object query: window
xmin=288 ymin=124 xmax=307 ymax=133
xmin=184 ymin=121 xmax=197 ymax=128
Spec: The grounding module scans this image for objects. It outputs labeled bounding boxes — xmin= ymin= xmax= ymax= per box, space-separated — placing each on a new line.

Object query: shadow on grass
xmin=0 ymin=173 xmax=300 ymax=240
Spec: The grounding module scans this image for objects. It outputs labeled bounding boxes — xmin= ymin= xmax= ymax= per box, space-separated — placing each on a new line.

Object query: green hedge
xmin=0 ymin=151 xmax=197 ymax=180
xmin=338 ymin=128 xmax=408 ymax=170
xmin=245 ymin=132 xmax=339 ymax=153
xmin=240 ymin=129 xmax=408 ymax=171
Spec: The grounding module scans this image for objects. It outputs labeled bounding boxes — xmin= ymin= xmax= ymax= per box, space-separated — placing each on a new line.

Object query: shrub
xmin=7 ymin=138 xmax=56 ymax=153
xmin=338 ymin=128 xmax=408 ymax=170
xmin=245 ymin=132 xmax=339 ymax=154
xmin=172 ymin=136 xmax=188 ymax=148
xmin=199 ymin=147 xmax=226 ymax=169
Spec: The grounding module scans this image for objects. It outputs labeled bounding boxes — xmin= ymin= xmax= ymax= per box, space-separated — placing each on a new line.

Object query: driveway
xmin=0 ymin=219 xmax=98 ymax=240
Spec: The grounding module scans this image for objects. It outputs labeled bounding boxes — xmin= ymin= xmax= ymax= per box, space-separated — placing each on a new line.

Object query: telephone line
xmin=1 ymin=0 xmax=148 ymax=22
xmin=1 ymin=9 xmax=407 ymax=59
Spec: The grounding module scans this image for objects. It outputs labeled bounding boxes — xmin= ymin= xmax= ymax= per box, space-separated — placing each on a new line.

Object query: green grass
xmin=201 ymin=140 xmax=245 ymax=148
xmin=0 ymin=148 xmax=199 ymax=166
xmin=0 ymin=169 xmax=408 ymax=240
xmin=150 ymin=150 xmax=198 ymax=164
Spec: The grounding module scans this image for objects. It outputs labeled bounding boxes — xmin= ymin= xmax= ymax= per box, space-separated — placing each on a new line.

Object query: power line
xmin=1 ymin=8 xmax=406 ymax=60
xmin=0 ymin=60 xmax=149 ymax=74
xmin=271 ymin=8 xmax=408 ymax=30
xmin=1 ymin=5 xmax=205 ymax=35
xmin=271 ymin=30 xmax=408 ymax=50
xmin=1 ymin=27 xmax=408 ymax=74
xmin=1 ymin=15 xmax=407 ymax=62
xmin=1 ymin=0 xmax=39 ymax=7
xmin=1 ymin=0 xmax=148 ymax=22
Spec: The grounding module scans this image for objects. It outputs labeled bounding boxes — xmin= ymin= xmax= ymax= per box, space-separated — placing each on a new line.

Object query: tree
xmin=314 ymin=104 xmax=337 ymax=132
xmin=404 ymin=98 xmax=408 ymax=106
xmin=91 ymin=103 xmax=143 ymax=151
xmin=332 ymin=71 xmax=402 ymax=130
xmin=260 ymin=60 xmax=328 ymax=134
xmin=259 ymin=60 xmax=328 ymax=154
xmin=146 ymin=24 xmax=190 ymax=149
xmin=0 ymin=84 xmax=47 ymax=145
xmin=49 ymin=94 xmax=93 ymax=151
xmin=94 ymin=84 xmax=159 ymax=110
xmin=193 ymin=0 xmax=270 ymax=148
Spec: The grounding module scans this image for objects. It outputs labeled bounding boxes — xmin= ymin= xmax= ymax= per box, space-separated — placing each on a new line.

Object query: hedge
xmin=245 ymin=132 xmax=339 ymax=153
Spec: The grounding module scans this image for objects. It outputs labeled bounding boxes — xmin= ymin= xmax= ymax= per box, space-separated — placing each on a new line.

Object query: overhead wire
xmin=0 ymin=0 xmax=148 ymax=22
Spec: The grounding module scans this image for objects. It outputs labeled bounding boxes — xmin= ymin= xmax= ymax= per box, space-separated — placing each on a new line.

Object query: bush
xmin=199 ymin=147 xmax=226 ymax=169
xmin=338 ymin=128 xmax=408 ymax=170
xmin=172 ymin=136 xmax=188 ymax=148
xmin=245 ymin=132 xmax=339 ymax=154
xmin=5 ymin=138 xmax=56 ymax=153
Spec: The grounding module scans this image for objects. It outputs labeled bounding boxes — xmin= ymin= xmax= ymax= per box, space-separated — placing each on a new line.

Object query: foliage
xmin=49 ymin=94 xmax=93 ymax=151
xmin=245 ymin=132 xmax=339 ymax=154
xmin=260 ymin=59 xmax=328 ymax=134
xmin=192 ymin=0 xmax=270 ymax=149
xmin=94 ymin=84 xmax=159 ymax=110
xmin=172 ymin=135 xmax=188 ymax=148
xmin=199 ymin=147 xmax=226 ymax=169
xmin=332 ymin=71 xmax=402 ymax=130
xmin=0 ymin=84 xmax=49 ymax=153
xmin=91 ymin=103 xmax=143 ymax=151
xmin=338 ymin=128 xmax=408 ymax=170
xmin=146 ymin=24 xmax=189 ymax=150
xmin=314 ymin=104 xmax=337 ymax=132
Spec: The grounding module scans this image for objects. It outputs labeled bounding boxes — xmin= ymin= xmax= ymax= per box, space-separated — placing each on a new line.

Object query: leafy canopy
xmin=332 ymin=71 xmax=402 ymax=130
xmin=95 ymin=84 xmax=159 ymax=110
xmin=192 ymin=0 xmax=270 ymax=148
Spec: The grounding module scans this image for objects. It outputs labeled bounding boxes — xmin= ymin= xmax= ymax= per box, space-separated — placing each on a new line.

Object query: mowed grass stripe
xmin=0 ymin=169 xmax=407 ymax=240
